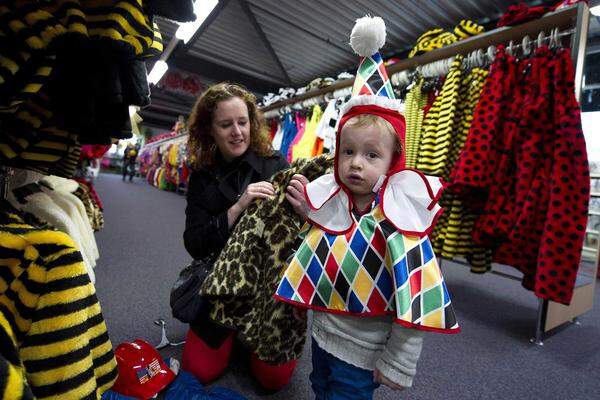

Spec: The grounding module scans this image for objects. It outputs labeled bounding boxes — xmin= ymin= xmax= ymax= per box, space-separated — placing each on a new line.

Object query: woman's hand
xmin=373 ymin=368 xmax=405 ymax=391
xmin=286 ymin=174 xmax=309 ymax=220
xmin=236 ymin=181 xmax=275 ymax=211
xmin=228 ymin=181 xmax=274 ymax=227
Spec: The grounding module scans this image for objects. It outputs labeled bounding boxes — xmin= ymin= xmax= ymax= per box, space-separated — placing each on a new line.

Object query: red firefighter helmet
xmin=111 ymin=339 xmax=175 ymax=399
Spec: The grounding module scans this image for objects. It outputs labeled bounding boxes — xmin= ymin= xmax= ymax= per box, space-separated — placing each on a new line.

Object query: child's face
xmin=338 ymin=122 xmax=395 ymax=203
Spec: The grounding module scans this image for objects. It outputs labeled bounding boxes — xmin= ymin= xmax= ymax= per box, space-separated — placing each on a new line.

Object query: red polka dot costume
xmin=451 ymin=46 xmax=589 ymax=305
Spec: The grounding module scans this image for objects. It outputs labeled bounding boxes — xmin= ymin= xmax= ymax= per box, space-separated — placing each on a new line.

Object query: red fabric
xmin=451 ymin=47 xmax=517 ymax=208
xmin=495 ymin=48 xmax=590 ymax=304
xmin=497 ymin=3 xmax=551 ymax=27
xmin=269 ymin=119 xmax=278 ymax=141
xmin=451 ymin=47 xmax=589 ymax=305
xmin=182 ymin=329 xmax=234 ymax=383
xmin=250 ymin=353 xmax=297 ymax=391
xmin=75 ymin=178 xmax=103 ymax=210
xmin=80 ymin=144 xmax=111 ymax=161
xmin=181 ymin=329 xmax=297 ymax=390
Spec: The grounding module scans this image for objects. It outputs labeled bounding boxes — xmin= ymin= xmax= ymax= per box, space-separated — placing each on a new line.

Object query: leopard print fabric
xmin=201 ymin=155 xmax=333 ymax=364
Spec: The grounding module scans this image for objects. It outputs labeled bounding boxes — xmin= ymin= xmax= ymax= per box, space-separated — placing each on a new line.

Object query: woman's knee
xmin=182 ymin=328 xmax=234 ymax=384
xmin=250 ymin=353 xmax=298 ymax=391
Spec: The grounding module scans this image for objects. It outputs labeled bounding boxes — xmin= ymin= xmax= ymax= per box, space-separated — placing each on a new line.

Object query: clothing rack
xmin=263 ymin=2 xmax=594 ymax=345
xmin=262 ymin=2 xmax=588 ymax=114
xmin=141 ymin=132 xmax=189 ymax=150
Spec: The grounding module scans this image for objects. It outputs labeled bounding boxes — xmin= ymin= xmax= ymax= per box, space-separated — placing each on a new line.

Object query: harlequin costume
xmin=275 ymin=17 xmax=459 ymax=335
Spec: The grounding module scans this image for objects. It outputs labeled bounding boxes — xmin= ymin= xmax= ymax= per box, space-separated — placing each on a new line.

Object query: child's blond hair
xmin=343 ymin=114 xmax=403 ymax=156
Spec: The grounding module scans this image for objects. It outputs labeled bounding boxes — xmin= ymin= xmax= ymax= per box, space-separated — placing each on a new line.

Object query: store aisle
xmin=93 ymin=173 xmax=190 ymax=347
xmin=92 ymin=172 xmax=600 ymax=400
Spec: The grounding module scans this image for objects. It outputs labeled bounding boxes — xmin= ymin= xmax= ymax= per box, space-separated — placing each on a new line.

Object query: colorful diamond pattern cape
xmin=275 ymin=170 xmax=460 ymax=334
xmin=352 ymin=52 xmax=396 ymax=99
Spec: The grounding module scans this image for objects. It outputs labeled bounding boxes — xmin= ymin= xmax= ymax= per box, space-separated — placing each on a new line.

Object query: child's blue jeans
xmin=309 ymin=339 xmax=380 ymax=400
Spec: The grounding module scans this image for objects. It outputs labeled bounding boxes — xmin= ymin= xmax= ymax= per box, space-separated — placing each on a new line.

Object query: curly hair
xmin=187 ymin=82 xmax=273 ymax=170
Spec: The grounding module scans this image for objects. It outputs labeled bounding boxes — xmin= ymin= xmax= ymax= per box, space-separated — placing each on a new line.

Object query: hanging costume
xmin=200 ymin=155 xmax=334 ymax=364
xmin=275 ymin=22 xmax=459 ymax=334
xmin=0 ymin=204 xmax=117 ymax=399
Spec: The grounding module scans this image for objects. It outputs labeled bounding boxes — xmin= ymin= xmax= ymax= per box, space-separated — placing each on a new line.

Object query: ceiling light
xmin=147 ymin=60 xmax=168 ymax=85
xmin=592 ymin=5 xmax=600 ymax=16
xmin=176 ymin=0 xmax=219 ymax=44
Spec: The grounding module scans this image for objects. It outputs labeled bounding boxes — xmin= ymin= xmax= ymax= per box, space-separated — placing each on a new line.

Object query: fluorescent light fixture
xmin=147 ymin=60 xmax=168 ymax=85
xmin=176 ymin=0 xmax=219 ymax=43
xmin=592 ymin=5 xmax=600 ymax=16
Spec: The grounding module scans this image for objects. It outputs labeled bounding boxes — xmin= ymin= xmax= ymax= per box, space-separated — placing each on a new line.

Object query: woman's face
xmin=210 ymin=97 xmax=251 ymax=162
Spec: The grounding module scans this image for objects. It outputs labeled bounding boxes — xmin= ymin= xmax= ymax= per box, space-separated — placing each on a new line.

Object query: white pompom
xmin=350 ymin=16 xmax=386 ymax=57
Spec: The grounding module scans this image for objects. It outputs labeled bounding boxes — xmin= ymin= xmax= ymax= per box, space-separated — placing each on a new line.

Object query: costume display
xmin=0 ymin=309 xmax=34 ymax=400
xmin=0 ymin=204 xmax=117 ymax=399
xmin=451 ymin=46 xmax=590 ymax=305
xmin=0 ymin=1 xmax=163 ymax=177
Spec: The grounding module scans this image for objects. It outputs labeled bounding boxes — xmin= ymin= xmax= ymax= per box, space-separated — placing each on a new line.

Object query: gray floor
xmin=93 ymin=173 xmax=600 ymax=400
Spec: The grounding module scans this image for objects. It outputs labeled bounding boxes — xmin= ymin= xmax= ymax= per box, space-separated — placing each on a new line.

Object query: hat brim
xmin=339 ymin=95 xmax=403 ymax=116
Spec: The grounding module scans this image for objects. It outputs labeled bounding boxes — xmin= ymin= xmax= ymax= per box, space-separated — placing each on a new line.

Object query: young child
xmin=279 ymin=16 xmax=460 ymax=399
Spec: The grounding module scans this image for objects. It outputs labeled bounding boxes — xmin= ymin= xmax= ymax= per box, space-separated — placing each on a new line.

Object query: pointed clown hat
xmin=336 ymin=16 xmax=406 ymax=177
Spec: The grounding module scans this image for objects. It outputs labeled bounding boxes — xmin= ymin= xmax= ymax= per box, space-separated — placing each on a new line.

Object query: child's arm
xmin=374 ymin=324 xmax=425 ymax=389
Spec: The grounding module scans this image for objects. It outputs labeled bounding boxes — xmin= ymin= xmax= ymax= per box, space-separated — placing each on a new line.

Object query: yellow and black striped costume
xmin=0 ymin=205 xmax=117 ymax=399
xmin=417 ymin=55 xmax=464 ymax=177
xmin=415 ymin=57 xmax=463 ymax=261
xmin=409 ymin=20 xmax=484 ymax=58
xmin=1 ymin=309 xmax=34 ymax=400
xmin=412 ymin=60 xmax=492 ymax=272
xmin=0 ymin=0 xmax=162 ymax=177
xmin=403 ymin=78 xmax=429 ymax=169
xmin=435 ymin=68 xmax=492 ymax=272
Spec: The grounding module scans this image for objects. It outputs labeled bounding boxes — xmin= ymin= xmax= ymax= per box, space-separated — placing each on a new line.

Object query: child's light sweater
xmin=312 ymin=310 xmax=424 ymax=387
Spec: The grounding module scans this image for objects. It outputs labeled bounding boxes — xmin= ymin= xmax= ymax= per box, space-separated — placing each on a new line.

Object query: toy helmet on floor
xmin=112 ymin=339 xmax=175 ymax=399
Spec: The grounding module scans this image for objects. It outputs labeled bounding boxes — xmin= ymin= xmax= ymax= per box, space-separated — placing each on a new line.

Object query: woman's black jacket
xmin=183 ymin=150 xmax=288 ymax=260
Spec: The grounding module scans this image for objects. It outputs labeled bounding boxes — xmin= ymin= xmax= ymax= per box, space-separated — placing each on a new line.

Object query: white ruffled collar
xmin=304 ymin=169 xmax=444 ymax=236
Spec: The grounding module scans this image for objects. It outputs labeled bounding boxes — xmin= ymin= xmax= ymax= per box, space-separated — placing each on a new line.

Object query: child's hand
xmin=292 ymin=307 xmax=307 ymax=321
xmin=285 ymin=174 xmax=309 ymax=220
xmin=374 ymin=368 xmax=405 ymax=391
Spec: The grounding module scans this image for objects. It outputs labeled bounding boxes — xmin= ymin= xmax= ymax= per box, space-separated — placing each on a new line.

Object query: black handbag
xmin=171 ymin=172 xmax=253 ymax=323
xmin=170 ymin=255 xmax=215 ymax=323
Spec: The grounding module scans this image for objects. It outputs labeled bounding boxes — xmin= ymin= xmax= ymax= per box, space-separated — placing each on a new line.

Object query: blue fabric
xmin=101 ymin=390 xmax=137 ymax=400
xmin=278 ymin=113 xmax=298 ymax=162
xmin=309 ymin=340 xmax=379 ymax=400
xmin=164 ymin=371 xmax=247 ymax=400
